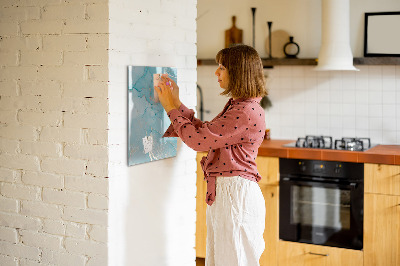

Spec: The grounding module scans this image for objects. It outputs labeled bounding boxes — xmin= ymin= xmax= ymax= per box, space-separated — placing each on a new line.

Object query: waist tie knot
xmin=200 ymin=156 xmax=216 ymax=206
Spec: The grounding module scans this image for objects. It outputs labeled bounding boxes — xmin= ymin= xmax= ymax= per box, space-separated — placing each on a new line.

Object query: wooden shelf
xmin=262 ymin=58 xmax=317 ymax=67
xmin=197 ymin=57 xmax=400 ymax=68
xmin=353 ymin=57 xmax=400 ymax=65
xmin=197 ymin=58 xmax=317 ymax=67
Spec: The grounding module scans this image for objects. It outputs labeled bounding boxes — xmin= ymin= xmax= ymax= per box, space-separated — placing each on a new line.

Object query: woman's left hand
xmin=155 ymin=79 xmax=176 ymax=113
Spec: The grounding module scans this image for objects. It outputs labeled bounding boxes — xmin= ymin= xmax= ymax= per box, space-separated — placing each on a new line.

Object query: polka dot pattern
xmin=163 ymin=98 xmax=266 ymax=206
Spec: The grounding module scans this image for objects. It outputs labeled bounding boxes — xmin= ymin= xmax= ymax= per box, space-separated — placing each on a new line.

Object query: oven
xmin=279 ymin=158 xmax=364 ymax=250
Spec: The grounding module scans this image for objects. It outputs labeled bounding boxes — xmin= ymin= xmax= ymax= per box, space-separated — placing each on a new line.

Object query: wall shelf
xmin=353 ymin=57 xmax=400 ymax=65
xmin=197 ymin=57 xmax=400 ymax=68
xmin=261 ymin=58 xmax=317 ymax=67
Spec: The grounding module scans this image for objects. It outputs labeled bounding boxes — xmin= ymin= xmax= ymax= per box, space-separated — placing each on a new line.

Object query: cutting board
xmin=225 ymin=16 xmax=243 ymax=48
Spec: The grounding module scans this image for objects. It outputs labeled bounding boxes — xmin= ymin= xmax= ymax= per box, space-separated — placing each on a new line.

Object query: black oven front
xmin=279 ymin=158 xmax=364 ymax=250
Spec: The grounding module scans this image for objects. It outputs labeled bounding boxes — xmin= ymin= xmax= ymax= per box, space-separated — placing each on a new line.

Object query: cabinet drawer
xmin=365 ymin=164 xmax=400 ymax=196
xmin=278 ymin=241 xmax=363 ymax=266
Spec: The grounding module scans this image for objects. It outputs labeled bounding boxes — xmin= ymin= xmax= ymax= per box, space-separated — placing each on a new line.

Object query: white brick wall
xmin=1 ymin=0 xmax=198 ymax=265
xmin=0 ymin=1 xmax=109 ymax=265
xmin=108 ymin=0 xmax=198 ymax=265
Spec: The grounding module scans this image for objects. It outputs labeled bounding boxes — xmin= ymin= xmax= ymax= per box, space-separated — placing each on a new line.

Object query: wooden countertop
xmin=258 ymin=139 xmax=400 ymax=165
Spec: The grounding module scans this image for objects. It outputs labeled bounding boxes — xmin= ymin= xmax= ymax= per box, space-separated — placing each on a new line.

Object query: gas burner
xmin=334 ymin=137 xmax=371 ymax=151
xmin=295 ymin=135 xmax=333 ymax=149
xmin=285 ymin=136 xmax=373 ymax=151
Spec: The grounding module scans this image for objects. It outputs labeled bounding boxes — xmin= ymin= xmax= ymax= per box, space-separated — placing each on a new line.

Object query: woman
xmin=156 ymin=45 xmax=267 ymax=266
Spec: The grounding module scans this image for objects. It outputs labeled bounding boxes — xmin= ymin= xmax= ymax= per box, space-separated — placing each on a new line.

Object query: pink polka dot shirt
xmin=163 ymin=97 xmax=266 ymax=206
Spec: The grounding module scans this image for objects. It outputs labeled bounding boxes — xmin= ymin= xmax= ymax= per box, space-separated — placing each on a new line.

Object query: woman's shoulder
xmin=233 ymin=98 xmax=263 ymax=112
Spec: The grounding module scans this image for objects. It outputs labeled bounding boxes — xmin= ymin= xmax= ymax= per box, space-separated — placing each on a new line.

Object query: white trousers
xmin=205 ymin=176 xmax=266 ymax=266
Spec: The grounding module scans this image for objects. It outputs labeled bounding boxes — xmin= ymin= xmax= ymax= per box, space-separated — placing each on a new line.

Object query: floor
xmin=196 ymin=257 xmax=205 ymax=266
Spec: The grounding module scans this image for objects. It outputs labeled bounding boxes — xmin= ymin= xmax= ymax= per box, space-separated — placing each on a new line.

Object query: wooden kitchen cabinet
xmin=196 ymin=152 xmax=208 ymax=258
xmin=364 ymin=163 xmax=400 ymax=196
xmin=364 ymin=193 xmax=400 ymax=266
xmin=364 ymin=163 xmax=400 ymax=266
xmin=259 ymin=184 xmax=279 ymax=266
xmin=256 ymin=156 xmax=279 ymax=186
xmin=278 ymin=241 xmax=363 ymax=266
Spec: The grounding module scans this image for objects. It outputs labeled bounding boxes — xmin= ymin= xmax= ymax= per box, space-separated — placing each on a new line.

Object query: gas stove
xmin=284 ymin=135 xmax=374 ymax=151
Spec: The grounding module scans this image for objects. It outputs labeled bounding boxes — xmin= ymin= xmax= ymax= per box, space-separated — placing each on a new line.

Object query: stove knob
xmin=334 ymin=164 xmax=342 ymax=174
xmin=298 ymin=162 xmax=306 ymax=171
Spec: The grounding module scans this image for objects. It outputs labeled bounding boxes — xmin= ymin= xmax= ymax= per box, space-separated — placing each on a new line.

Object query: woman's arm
xmin=159 ymin=76 xmax=205 ymax=137
xmin=166 ymin=106 xmax=251 ymax=152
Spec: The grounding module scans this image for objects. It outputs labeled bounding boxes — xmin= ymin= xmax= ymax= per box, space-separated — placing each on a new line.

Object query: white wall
xmin=0 ymin=1 xmax=109 ymax=265
xmin=198 ymin=0 xmax=400 ymax=58
xmin=197 ymin=0 xmax=400 ymax=145
xmin=108 ymin=0 xmax=198 ymax=265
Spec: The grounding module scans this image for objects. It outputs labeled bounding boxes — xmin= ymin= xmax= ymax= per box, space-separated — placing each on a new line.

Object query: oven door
xmin=279 ymin=177 xmax=363 ymax=250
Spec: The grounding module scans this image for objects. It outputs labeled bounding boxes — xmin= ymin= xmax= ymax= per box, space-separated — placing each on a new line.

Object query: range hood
xmin=314 ymin=0 xmax=359 ymax=71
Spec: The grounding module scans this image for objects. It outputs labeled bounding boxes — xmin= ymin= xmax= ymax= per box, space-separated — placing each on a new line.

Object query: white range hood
xmin=314 ymin=0 xmax=359 ymax=71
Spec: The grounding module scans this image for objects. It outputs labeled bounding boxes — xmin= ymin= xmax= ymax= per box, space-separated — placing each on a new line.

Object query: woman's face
xmin=215 ymin=64 xmax=229 ymax=89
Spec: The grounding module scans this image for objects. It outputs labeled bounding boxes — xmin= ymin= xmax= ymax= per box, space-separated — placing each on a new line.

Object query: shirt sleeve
xmin=167 ymin=106 xmax=252 ymax=152
xmin=163 ymin=103 xmax=204 ymax=138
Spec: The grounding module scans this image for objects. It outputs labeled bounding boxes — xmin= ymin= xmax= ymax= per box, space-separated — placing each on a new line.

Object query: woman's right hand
xmin=161 ymin=75 xmax=181 ymax=109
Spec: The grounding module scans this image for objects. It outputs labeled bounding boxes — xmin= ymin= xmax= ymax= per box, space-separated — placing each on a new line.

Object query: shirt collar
xmin=230 ymin=97 xmax=262 ymax=104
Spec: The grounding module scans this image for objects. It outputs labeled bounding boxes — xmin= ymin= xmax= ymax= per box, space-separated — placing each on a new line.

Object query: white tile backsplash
xmin=330 ymin=116 xmax=343 ymax=128
xmin=330 ymin=89 xmax=343 ymax=103
xmin=342 ymin=90 xmax=355 ymax=104
xmin=342 ymin=103 xmax=356 ymax=116
xmin=369 ymin=76 xmax=383 ymax=91
xmin=383 ymin=117 xmax=397 ymax=131
xmin=369 ymin=117 xmax=383 ymax=130
xmin=356 ymin=117 xmax=369 ymax=130
xmin=369 ymin=91 xmax=383 ymax=104
xmin=383 ymin=91 xmax=396 ymax=104
xmin=317 ymin=89 xmax=330 ymax=103
xmin=305 ymin=102 xmax=317 ymax=115
xmin=355 ymin=104 xmax=369 ymax=117
xmin=197 ymin=65 xmax=400 ymax=144
xmin=383 ymin=104 xmax=396 ymax=118
xmin=369 ymin=104 xmax=383 ymax=118
xmin=383 ymin=77 xmax=396 ymax=91
xmin=330 ymin=103 xmax=342 ymax=116
xmin=355 ymin=90 xmax=369 ymax=104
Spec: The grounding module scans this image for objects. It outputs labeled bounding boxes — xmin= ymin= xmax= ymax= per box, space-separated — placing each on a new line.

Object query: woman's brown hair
xmin=215 ymin=45 xmax=267 ymax=99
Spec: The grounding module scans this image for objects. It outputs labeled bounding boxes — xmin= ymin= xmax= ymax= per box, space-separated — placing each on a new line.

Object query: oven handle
xmin=281 ymin=177 xmax=358 ymax=188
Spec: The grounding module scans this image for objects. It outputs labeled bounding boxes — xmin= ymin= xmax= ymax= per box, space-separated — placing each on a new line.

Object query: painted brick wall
xmin=0 ymin=0 xmax=197 ymax=265
xmin=108 ymin=0 xmax=198 ymax=265
xmin=108 ymin=0 xmax=197 ymax=266
xmin=0 ymin=1 xmax=109 ymax=265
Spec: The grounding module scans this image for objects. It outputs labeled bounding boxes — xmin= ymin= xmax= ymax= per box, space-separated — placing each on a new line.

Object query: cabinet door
xmin=278 ymin=241 xmax=363 ymax=266
xmin=365 ymin=164 xmax=400 ymax=196
xmin=259 ymin=185 xmax=279 ymax=266
xmin=256 ymin=156 xmax=279 ymax=186
xmin=196 ymin=152 xmax=208 ymax=258
xmin=364 ymin=193 xmax=400 ymax=266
